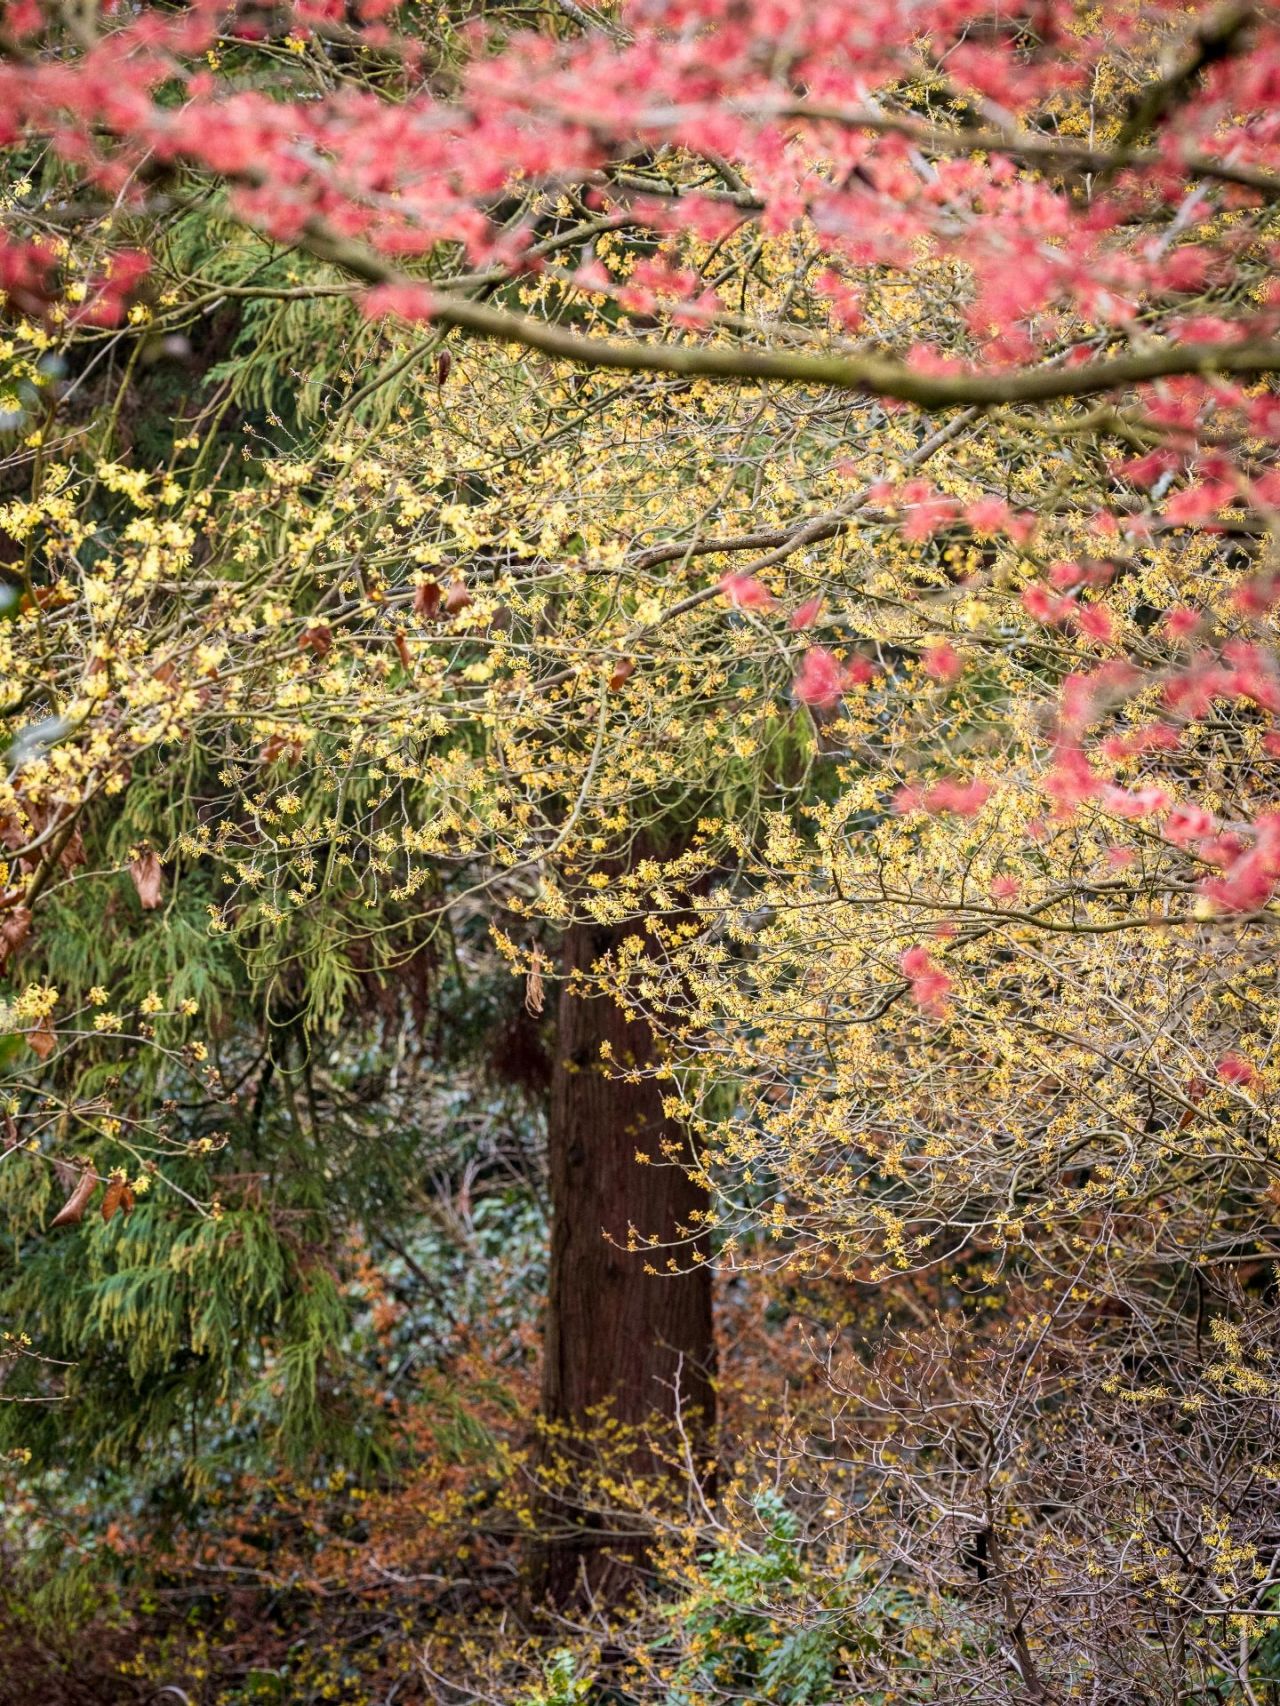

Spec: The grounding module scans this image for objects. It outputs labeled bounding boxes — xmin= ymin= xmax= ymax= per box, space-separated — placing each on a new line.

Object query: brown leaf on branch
xmin=260 ymin=733 xmax=304 ymax=766
xmin=26 ymin=1027 xmax=55 ymax=1061
xmin=299 ymin=623 xmax=333 ymax=657
xmin=525 ymin=947 xmax=546 ymax=1017
xmin=101 ymin=1173 xmax=134 ymax=1224
xmin=394 ymin=629 xmax=413 ymax=670
xmin=608 ymin=657 xmax=635 ymax=690
xmin=129 ymin=849 xmax=164 ymax=909
xmin=50 ymin=1164 xmax=98 ymax=1229
xmin=443 ymin=581 xmax=472 ymax=616
xmin=58 ymin=825 xmax=85 ymax=872
xmin=413 ymin=579 xmax=442 ymax=619
xmin=18 ymin=584 xmax=71 ymax=614
xmin=0 ymin=905 xmax=31 ymax=968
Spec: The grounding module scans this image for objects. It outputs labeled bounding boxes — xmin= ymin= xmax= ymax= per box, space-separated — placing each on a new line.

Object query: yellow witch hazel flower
xmin=11 ymin=985 xmax=58 ymax=1026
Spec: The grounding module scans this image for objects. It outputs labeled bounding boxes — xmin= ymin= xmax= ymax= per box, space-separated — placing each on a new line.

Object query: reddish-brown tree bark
xmin=533 ymin=913 xmax=716 ymax=1607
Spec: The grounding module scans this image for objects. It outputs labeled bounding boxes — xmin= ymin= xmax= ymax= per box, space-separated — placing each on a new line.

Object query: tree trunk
xmin=533 ymin=913 xmax=716 ymax=1608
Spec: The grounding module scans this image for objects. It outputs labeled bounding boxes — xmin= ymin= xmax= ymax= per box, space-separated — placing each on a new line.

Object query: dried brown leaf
xmin=413 ymin=579 xmax=441 ymax=619
xmin=525 ymin=947 xmax=546 ymax=1017
xmin=50 ymin=1167 xmax=98 ymax=1229
xmin=58 ymin=826 xmax=86 ymax=872
xmin=0 ymin=905 xmax=31 ymax=968
xmin=26 ymin=1027 xmax=55 ymax=1061
xmin=260 ymin=734 xmax=303 ymax=766
xmin=129 ymin=849 xmax=163 ymax=909
xmin=101 ymin=1174 xmax=127 ymax=1224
